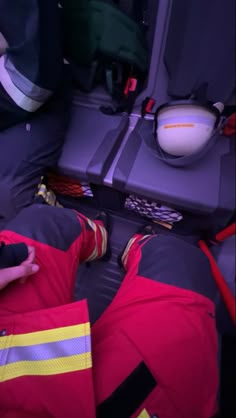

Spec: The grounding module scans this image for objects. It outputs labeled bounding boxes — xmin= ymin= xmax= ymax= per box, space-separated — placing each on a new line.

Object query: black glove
xmin=0 ymin=243 xmax=28 ymax=269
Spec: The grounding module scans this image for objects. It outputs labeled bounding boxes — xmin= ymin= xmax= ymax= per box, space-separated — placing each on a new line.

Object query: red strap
xmin=215 ymin=223 xmax=236 ymax=242
xmin=124 ymin=78 xmax=137 ymax=96
xmin=223 ymin=113 xmax=236 ymax=137
xmin=145 ymin=98 xmax=155 ymax=113
xmin=199 ymin=240 xmax=236 ymax=324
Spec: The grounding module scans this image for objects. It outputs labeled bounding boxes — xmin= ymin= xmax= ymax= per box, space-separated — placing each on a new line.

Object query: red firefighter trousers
xmin=0 ymin=204 xmax=219 ymax=418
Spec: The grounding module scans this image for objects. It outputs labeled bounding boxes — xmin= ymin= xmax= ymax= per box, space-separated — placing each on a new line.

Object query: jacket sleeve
xmin=0 ymin=0 xmax=63 ymax=130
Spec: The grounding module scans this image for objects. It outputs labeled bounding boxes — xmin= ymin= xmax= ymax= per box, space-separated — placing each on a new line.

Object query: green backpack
xmin=61 ymin=0 xmax=149 ymax=112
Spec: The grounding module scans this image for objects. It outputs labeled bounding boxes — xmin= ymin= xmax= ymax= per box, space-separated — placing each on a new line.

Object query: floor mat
xmin=74 ymin=210 xmax=146 ymax=324
xmin=59 ymin=195 xmax=202 ymax=324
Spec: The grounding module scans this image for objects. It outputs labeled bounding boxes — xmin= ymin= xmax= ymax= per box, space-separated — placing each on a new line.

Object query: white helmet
xmin=155 ymin=100 xmax=224 ymax=161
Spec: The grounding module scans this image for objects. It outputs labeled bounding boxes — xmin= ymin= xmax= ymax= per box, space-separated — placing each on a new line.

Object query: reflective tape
xmin=1 ymin=353 xmax=92 ymax=382
xmin=87 ymin=218 xmax=97 ymax=232
xmin=137 ymin=410 xmax=151 ymax=418
xmin=0 ymin=322 xmax=90 ymax=349
xmin=85 ymin=218 xmax=108 ymax=261
xmin=139 ymin=235 xmax=152 ymax=242
xmin=0 ymin=55 xmax=47 ymax=112
xmin=0 ymin=322 xmax=92 ymax=382
xmin=5 ymin=58 xmax=51 ymax=102
xmin=83 ymin=217 xmax=99 ymax=261
xmin=85 ymin=245 xmax=98 ymax=262
xmin=164 ymin=123 xmax=195 ymax=129
xmin=79 ymin=216 xmax=108 ymax=261
xmin=98 ymin=224 xmax=107 ymax=258
xmin=122 ymin=237 xmax=138 ymax=267
xmin=158 ymin=115 xmax=215 ymax=127
xmin=0 ymin=335 xmax=91 ymax=366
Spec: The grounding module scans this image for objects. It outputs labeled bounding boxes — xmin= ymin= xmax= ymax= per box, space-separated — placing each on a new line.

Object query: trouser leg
xmin=0 ymin=204 xmax=107 ymax=315
xmin=121 ymin=232 xmax=218 ymax=301
xmin=0 ymin=95 xmax=69 ymax=229
xmin=92 ymin=233 xmax=219 ymax=418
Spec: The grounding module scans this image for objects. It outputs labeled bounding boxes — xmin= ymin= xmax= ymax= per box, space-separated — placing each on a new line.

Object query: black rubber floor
xmin=74 ymin=210 xmax=145 ymax=324
xmin=58 ymin=196 xmax=202 ymax=324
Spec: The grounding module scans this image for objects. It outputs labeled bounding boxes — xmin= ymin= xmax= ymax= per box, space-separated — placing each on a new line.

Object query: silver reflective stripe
xmin=0 ymin=335 xmax=91 ymax=366
xmin=87 ymin=218 xmax=97 ymax=232
xmin=5 ymin=58 xmax=52 ymax=102
xmin=0 ymin=56 xmax=49 ymax=112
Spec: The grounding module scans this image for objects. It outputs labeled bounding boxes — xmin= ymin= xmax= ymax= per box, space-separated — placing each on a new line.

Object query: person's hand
xmin=0 ymin=246 xmax=39 ymax=291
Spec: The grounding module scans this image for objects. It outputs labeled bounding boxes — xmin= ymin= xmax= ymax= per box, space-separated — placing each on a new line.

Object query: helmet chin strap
xmin=150 ymin=116 xmax=228 ymax=168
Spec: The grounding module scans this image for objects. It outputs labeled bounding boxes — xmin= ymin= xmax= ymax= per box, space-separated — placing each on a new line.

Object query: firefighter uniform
xmin=0 ymin=205 xmax=219 ymax=418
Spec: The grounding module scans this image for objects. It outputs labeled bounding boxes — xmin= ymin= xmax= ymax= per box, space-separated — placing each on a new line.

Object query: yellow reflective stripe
xmin=122 ymin=237 xmax=136 ymax=260
xmin=140 ymin=235 xmax=152 ymax=242
xmin=98 ymin=224 xmax=107 ymax=258
xmin=87 ymin=218 xmax=97 ymax=232
xmin=122 ymin=237 xmax=137 ymax=266
xmin=85 ymin=245 xmax=98 ymax=262
xmin=0 ymin=322 xmax=90 ymax=350
xmin=84 ymin=218 xmax=107 ymax=260
xmin=1 ymin=352 xmax=92 ymax=383
xmin=84 ymin=219 xmax=99 ymax=261
xmin=137 ymin=409 xmax=151 ymax=418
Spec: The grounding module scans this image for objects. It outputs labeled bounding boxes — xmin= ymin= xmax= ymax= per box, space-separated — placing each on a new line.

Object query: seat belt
xmin=199 ymin=223 xmax=236 ymax=324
